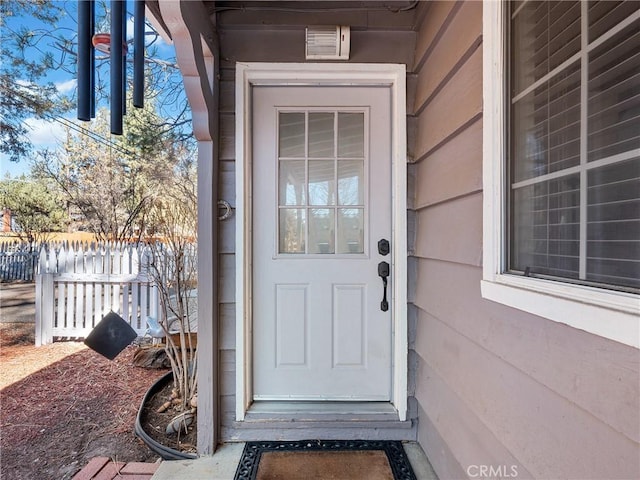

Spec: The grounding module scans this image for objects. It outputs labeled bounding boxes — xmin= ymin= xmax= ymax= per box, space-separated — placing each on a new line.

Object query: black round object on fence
xmin=84 ymin=311 xmax=137 ymax=360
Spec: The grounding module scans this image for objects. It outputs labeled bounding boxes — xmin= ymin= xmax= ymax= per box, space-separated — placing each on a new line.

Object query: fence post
xmin=35 ymin=271 xmax=43 ymax=346
xmin=35 ymin=273 xmax=55 ymax=346
xmin=41 ymin=273 xmax=54 ymax=344
xmin=35 ymin=248 xmax=54 ymax=346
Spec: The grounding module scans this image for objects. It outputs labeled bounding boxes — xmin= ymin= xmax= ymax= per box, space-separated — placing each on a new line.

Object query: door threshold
xmin=245 ymin=401 xmax=400 ymax=422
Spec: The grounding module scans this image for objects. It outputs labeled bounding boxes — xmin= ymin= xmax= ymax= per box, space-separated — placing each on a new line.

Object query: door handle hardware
xmin=378 ymin=261 xmax=389 ymax=277
xmin=378 ymin=261 xmax=389 ymax=312
xmin=378 ymin=239 xmax=390 ymax=256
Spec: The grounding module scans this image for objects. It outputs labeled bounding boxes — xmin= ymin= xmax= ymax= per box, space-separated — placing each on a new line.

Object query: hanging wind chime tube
xmin=121 ymin=0 xmax=127 ymax=117
xmin=89 ymin=0 xmax=96 ymax=118
xmin=110 ymin=0 xmax=125 ymax=135
xmin=77 ymin=0 xmax=93 ymax=121
xmin=133 ymin=0 xmax=145 ymax=109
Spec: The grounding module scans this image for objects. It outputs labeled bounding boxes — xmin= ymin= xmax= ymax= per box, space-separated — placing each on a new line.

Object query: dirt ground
xmin=141 ymin=365 xmax=198 ymax=455
xmin=0 ymin=322 xmax=168 ymax=480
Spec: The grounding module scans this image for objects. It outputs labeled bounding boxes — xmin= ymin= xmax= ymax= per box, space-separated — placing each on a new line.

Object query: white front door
xmin=252 ymin=85 xmax=393 ymax=401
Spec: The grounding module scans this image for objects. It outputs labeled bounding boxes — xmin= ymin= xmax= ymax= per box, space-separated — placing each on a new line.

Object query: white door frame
xmin=235 ymin=62 xmax=408 ymax=421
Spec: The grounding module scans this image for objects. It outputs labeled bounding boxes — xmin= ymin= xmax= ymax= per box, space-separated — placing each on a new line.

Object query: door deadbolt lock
xmin=378 ymin=239 xmax=390 ymax=256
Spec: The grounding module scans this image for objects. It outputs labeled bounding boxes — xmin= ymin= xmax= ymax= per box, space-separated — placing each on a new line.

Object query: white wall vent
xmin=305 ymin=26 xmax=350 ymax=60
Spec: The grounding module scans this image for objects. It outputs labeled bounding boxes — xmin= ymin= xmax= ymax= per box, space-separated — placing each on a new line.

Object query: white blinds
xmin=509 ymin=0 xmax=640 ymax=291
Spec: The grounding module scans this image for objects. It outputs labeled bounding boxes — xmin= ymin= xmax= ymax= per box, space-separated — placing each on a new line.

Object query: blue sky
xmin=0 ymin=0 xmax=178 ymax=179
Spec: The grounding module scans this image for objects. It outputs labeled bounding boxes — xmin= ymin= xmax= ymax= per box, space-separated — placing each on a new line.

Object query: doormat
xmin=234 ymin=440 xmax=417 ymax=480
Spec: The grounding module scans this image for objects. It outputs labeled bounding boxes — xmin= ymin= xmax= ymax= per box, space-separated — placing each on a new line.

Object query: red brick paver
xmin=72 ymin=457 xmax=110 ymax=480
xmin=72 ymin=457 xmax=160 ymax=480
xmin=93 ymin=461 xmax=125 ymax=480
xmin=120 ymin=462 xmax=162 ymax=475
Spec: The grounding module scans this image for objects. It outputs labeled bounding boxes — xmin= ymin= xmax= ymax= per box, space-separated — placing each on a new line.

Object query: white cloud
xmin=127 ymin=14 xmax=171 ymax=47
xmin=16 ymin=78 xmax=75 ymax=97
xmin=23 ymin=117 xmax=66 ymax=147
xmin=55 ymin=79 xmax=77 ymax=95
xmin=126 ymin=16 xmax=135 ymax=40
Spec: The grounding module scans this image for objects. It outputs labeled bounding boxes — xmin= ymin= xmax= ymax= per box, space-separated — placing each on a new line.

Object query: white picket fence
xmin=35 ymin=242 xmax=161 ymax=346
xmin=0 ymin=242 xmax=39 ymax=281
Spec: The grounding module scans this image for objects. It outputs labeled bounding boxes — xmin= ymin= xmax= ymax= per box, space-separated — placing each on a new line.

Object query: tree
xmin=0 ymin=175 xmax=67 ymax=243
xmin=0 ymin=0 xmax=72 ymax=162
xmin=146 ymin=178 xmax=198 ymax=419
xmin=33 ymin=96 xmax=195 ymax=243
xmin=0 ymin=0 xmax=192 ymax=163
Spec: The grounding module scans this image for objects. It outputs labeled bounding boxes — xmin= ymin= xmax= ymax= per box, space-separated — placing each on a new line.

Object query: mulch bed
xmin=0 ymin=323 xmax=168 ymax=480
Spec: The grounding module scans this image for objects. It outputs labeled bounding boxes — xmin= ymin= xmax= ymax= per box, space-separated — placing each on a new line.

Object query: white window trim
xmin=481 ymin=2 xmax=639 ymax=349
xmin=235 ymin=62 xmax=409 ymax=420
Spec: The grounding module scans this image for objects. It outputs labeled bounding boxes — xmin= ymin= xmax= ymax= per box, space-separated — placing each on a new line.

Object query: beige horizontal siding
xmin=413 ymin=2 xmax=459 ymax=73
xmin=415 ymin=402 xmax=469 ymax=480
xmin=415 ymin=260 xmax=640 ymax=446
xmin=218 ymin=253 xmax=235 ymax=304
xmin=414 ymin=46 xmax=482 ymax=160
xmin=217 ymin=219 xmax=235 ymax=255
xmin=218 ymin=162 xmax=236 ymax=255
xmin=219 ymin=303 xmax=235 ymax=350
xmin=221 ymin=29 xmax=415 ymax=66
xmin=219 ymin=8 xmax=415 ymax=31
xmin=219 ymin=72 xmax=235 ymax=114
xmin=414 ymin=193 xmax=483 ymax=266
xmin=220 ymin=349 xmax=235 ymax=397
xmin=219 ymin=112 xmax=235 ymax=161
xmin=414 ymin=263 xmax=639 ymax=478
xmin=414 ymin=119 xmax=483 ymax=209
xmin=219 ymin=162 xmax=235 ymax=203
xmin=217 ymin=64 xmax=238 ymax=439
xmin=414 ymin=1 xmax=481 ymax=109
xmin=415 ymin=346 xmax=532 ymax=479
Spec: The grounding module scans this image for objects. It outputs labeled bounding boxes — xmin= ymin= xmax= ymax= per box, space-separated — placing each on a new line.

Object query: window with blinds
xmin=508 ymin=0 xmax=640 ymax=292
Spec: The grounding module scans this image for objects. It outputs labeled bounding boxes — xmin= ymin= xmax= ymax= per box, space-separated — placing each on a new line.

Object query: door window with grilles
xmin=277 ymin=110 xmax=367 ymax=255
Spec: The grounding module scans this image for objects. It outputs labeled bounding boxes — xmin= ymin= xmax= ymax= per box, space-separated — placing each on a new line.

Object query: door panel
xmin=275 ymin=284 xmax=308 ymax=367
xmin=333 ymin=284 xmax=366 ymax=367
xmin=252 ymin=85 xmax=392 ymax=400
